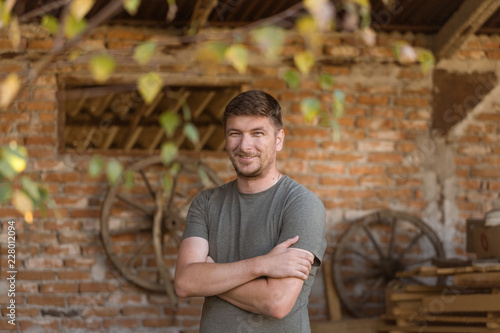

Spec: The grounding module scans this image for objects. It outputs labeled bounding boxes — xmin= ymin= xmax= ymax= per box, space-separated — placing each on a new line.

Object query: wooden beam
xmin=433 ymin=0 xmax=500 ymax=59
xmin=188 ymin=0 xmax=218 ymax=34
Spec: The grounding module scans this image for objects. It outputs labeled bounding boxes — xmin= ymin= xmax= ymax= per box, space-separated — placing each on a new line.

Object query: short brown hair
xmin=222 ymin=90 xmax=283 ymax=131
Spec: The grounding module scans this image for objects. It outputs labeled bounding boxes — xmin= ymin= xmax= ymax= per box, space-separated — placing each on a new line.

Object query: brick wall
xmin=0 ymin=24 xmax=499 ymax=331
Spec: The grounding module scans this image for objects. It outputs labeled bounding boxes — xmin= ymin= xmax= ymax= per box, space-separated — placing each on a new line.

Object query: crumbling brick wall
xmin=0 ymin=24 xmax=499 ymax=331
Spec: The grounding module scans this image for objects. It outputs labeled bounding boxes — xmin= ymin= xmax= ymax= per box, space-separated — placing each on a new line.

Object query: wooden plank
xmin=322 ymin=260 xmax=342 ymax=321
xmin=377 ymin=323 xmax=500 ymax=333
xmin=433 ymin=0 xmax=500 ymax=59
xmin=454 ymin=271 xmax=500 ymax=288
xmin=311 ymin=318 xmax=379 ymax=333
xmin=421 ymin=294 xmax=500 ymax=313
xmin=383 ymin=314 xmax=500 ymax=325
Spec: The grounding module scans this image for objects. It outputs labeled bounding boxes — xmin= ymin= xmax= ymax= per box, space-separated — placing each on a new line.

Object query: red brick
xmin=61 ymin=318 xmax=102 ymax=330
xmin=253 ymin=77 xmax=287 ymax=90
xmin=103 ymin=318 xmax=141 ymax=329
xmin=396 ymin=120 xmax=429 ymax=130
xmin=0 ymin=112 xmax=30 ymax=122
xmin=58 ymin=270 xmax=91 ymax=280
xmin=107 ymin=28 xmax=144 ymax=40
xmin=0 ymin=62 xmax=25 ymax=73
xmin=18 ymin=232 xmax=57 ymax=244
xmin=16 ymin=281 xmax=39 ymax=293
xmin=292 ymin=127 xmax=330 ymax=138
xmin=290 ymin=150 xmax=329 ymax=160
xmin=311 ymin=163 xmax=346 ymax=174
xmin=26 ymin=147 xmax=55 ymax=158
xmin=372 ymin=107 xmax=405 ymax=118
xmin=33 ymin=88 xmax=57 ymax=100
xmin=368 ymin=153 xmax=403 ymax=163
xmin=359 ymin=176 xmax=393 ymax=187
xmin=82 ymin=307 xmax=120 ymax=317
xmin=341 ymin=189 xmax=377 ymax=198
xmin=68 ymin=295 xmax=106 ymax=306
xmin=19 ymin=319 xmax=60 ymax=331
xmin=44 ymin=244 xmax=80 ymax=255
xmin=320 ymin=177 xmax=356 ymax=187
xmin=17 ymin=123 xmax=55 ymax=134
xmin=285 ymin=139 xmax=318 ymax=149
xmin=18 ymin=101 xmax=56 ymax=111
xmin=471 ymin=168 xmax=500 ymax=178
xmin=65 ymin=258 xmax=96 ymax=268
xmin=358 ymin=141 xmax=395 ymax=152
xmin=17 ymin=271 xmax=55 ymax=280
xmin=356 ymin=118 xmax=394 ymax=129
xmin=27 ymin=40 xmax=53 ymax=50
xmin=378 ymin=188 xmax=413 ymax=199
xmin=25 ymin=136 xmax=57 ymax=146
xmin=288 ymin=174 xmax=318 ymax=186
xmin=321 ymin=141 xmax=356 ymax=151
xmin=26 ymin=295 xmax=65 ymax=306
xmin=143 ymin=318 xmax=172 ymax=327
xmin=42 ymin=172 xmax=80 ymax=182
xmin=357 ymin=95 xmax=389 ymax=105
xmin=80 ymin=282 xmax=118 ymax=293
xmin=70 ymin=209 xmax=100 ymax=218
xmin=394 ymin=97 xmax=430 ymax=107
xmin=122 ymin=306 xmax=161 ymax=316
xmin=40 ymin=283 xmax=79 ymax=293
xmin=24 ymin=257 xmax=63 ymax=268
xmin=349 ymin=165 xmax=384 ymax=175
xmin=489 ymin=181 xmax=500 ymax=190
xmin=362 ymin=201 xmax=390 ymax=210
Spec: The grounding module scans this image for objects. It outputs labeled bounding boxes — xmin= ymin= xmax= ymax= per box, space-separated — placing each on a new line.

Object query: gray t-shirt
xmin=183 ymin=175 xmax=327 ymax=333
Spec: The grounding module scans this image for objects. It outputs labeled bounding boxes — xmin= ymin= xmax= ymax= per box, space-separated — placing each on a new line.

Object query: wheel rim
xmin=100 ymin=155 xmax=223 ymax=298
xmin=332 ymin=210 xmax=445 ymax=318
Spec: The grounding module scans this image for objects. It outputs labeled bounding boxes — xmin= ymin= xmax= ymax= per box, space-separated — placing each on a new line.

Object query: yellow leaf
xmin=133 ymin=41 xmax=157 ymax=65
xmin=0 ymin=73 xmax=20 ymax=108
xmin=9 ymin=15 xmax=20 ymax=49
xmin=70 ymin=0 xmax=95 ymax=20
xmin=64 ymin=14 xmax=87 ymax=39
xmin=90 ymin=54 xmax=116 ymax=83
xmin=12 ymin=190 xmax=33 ymax=215
xmin=123 ymin=0 xmax=141 ymax=15
xmin=251 ymin=26 xmax=286 ymax=60
xmin=304 ymin=0 xmax=334 ymax=32
xmin=296 ymin=16 xmax=323 ymax=52
xmin=195 ymin=42 xmax=227 ymax=74
xmin=24 ymin=211 xmax=33 ymax=224
xmin=225 ymin=44 xmax=248 ymax=74
xmin=137 ymin=72 xmax=163 ymax=104
xmin=294 ymin=50 xmax=315 ymax=74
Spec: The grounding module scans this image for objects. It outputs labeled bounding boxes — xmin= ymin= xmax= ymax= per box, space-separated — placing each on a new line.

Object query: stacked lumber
xmin=377 ymin=264 xmax=500 ymax=333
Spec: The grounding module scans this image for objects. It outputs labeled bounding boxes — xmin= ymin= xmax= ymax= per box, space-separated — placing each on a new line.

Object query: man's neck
xmin=236 ymin=170 xmax=281 ymax=194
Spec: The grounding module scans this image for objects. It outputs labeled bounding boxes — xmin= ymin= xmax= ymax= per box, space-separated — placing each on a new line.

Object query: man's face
xmin=225 ymin=115 xmax=284 ymax=179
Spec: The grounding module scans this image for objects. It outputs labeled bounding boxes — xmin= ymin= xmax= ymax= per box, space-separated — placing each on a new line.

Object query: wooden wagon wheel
xmin=100 ymin=155 xmax=223 ymax=308
xmin=332 ymin=210 xmax=445 ymax=318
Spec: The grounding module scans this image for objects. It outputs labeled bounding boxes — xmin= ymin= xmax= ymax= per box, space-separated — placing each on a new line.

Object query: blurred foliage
xmin=0 ymin=0 xmax=436 ymax=222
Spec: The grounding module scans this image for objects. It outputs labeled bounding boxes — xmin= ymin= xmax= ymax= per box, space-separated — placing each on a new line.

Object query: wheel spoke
xmin=403 ymin=255 xmax=435 ymax=267
xmin=350 ymin=249 xmax=379 ymax=266
xmin=125 ymin=237 xmax=153 ymax=269
xmin=362 ymin=224 xmax=386 ymax=261
xmin=355 ymin=276 xmax=385 ymax=311
xmin=387 ymin=216 xmax=397 ymax=258
xmin=140 ymin=170 xmax=156 ymax=199
xmin=398 ymin=230 xmax=425 ymax=260
xmin=116 ymin=194 xmax=154 ymax=218
xmin=109 ymin=226 xmax=152 ymax=237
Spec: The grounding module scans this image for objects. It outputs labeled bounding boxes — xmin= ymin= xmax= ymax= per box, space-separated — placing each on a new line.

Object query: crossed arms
xmin=174 ymin=235 xmax=315 ymax=319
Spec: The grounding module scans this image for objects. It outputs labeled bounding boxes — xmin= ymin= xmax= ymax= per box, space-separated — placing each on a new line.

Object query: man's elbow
xmin=174 ymin=276 xmax=192 ymax=298
xmin=262 ymin=293 xmax=296 ymax=319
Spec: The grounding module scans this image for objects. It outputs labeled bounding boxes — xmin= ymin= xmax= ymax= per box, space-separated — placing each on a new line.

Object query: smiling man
xmin=174 ymin=90 xmax=326 ymax=333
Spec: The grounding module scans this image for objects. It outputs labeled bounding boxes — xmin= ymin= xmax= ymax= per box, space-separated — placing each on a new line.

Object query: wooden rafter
xmin=188 ymin=0 xmax=218 ymax=34
xmin=433 ymin=0 xmax=500 ymax=59
xmin=102 ymin=126 xmax=120 ymax=149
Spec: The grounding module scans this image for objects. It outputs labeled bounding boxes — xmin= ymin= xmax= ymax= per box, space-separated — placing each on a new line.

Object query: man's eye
xmin=254 ymin=132 xmax=263 ymax=136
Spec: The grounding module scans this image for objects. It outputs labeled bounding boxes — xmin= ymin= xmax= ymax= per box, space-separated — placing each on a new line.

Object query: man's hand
xmin=258 ymin=236 xmax=314 ymax=281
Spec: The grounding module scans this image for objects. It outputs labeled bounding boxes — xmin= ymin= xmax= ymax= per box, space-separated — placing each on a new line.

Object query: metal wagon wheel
xmin=332 ymin=210 xmax=445 ymax=318
xmin=100 ymin=155 xmax=223 ymax=308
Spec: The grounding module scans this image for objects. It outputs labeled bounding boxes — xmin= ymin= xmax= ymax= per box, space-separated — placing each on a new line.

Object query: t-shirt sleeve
xmin=182 ymin=191 xmax=209 ymax=241
xmin=279 ymin=187 xmax=327 ymax=266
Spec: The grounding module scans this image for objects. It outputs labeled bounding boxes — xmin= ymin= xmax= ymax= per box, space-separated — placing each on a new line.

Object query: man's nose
xmin=239 ymin=134 xmax=253 ymax=150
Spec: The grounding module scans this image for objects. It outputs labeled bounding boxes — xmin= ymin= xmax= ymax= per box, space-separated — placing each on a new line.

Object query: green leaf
xmin=90 ymin=54 xmax=116 ymax=83
xmin=42 ymin=15 xmax=59 ymax=35
xmin=294 ymin=50 xmax=315 ymax=74
xmin=12 ymin=190 xmax=33 ymax=216
xmin=418 ymin=49 xmax=435 ymax=74
xmin=195 ymin=42 xmax=228 ymax=74
xmin=300 ymin=98 xmax=321 ymax=123
xmin=137 ymin=72 xmax=163 ymax=104
xmin=21 ymin=177 xmax=41 ymax=203
xmin=251 ymin=25 xmax=286 ymax=60
xmin=161 ymin=142 xmax=178 ymax=165
xmin=319 ymin=73 xmax=335 ymax=90
xmin=123 ymin=170 xmax=135 ymax=190
xmin=225 ymin=44 xmax=248 ymax=74
xmin=89 ymin=155 xmax=104 ymax=177
xmin=0 ymin=2 xmax=11 ymax=28
xmin=159 ymin=111 xmax=180 ymax=138
xmin=106 ymin=159 xmax=123 ymax=185
xmin=0 ymin=182 xmax=12 ymax=204
xmin=284 ymin=69 xmax=301 ymax=90
xmin=0 ymin=142 xmax=27 ymax=180
xmin=333 ymin=89 xmax=345 ymax=118
xmin=64 ymin=14 xmax=87 ymax=39
xmin=133 ymin=41 xmax=157 ymax=65
xmin=184 ymin=123 xmax=199 ymax=144
xmin=123 ymin=0 xmax=141 ymax=15
xmin=359 ymin=4 xmax=371 ymax=29
xmin=70 ymin=0 xmax=94 ymax=20
xmin=197 ymin=167 xmax=212 ymax=188
xmin=162 ymin=173 xmax=173 ymax=194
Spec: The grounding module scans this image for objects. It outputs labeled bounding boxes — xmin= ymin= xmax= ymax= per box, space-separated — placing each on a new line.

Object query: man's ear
xmin=276 ymin=129 xmax=285 ymax=151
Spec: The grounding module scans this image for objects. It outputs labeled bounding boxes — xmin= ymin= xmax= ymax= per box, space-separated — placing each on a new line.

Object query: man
xmin=174 ymin=90 xmax=326 ymax=332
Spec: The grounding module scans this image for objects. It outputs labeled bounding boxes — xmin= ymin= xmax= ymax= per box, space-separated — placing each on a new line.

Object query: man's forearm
xmin=217 ymin=277 xmax=303 ymax=319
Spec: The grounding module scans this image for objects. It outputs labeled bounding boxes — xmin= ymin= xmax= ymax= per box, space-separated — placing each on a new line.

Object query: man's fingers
xmin=278 ymin=235 xmax=299 ymax=248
